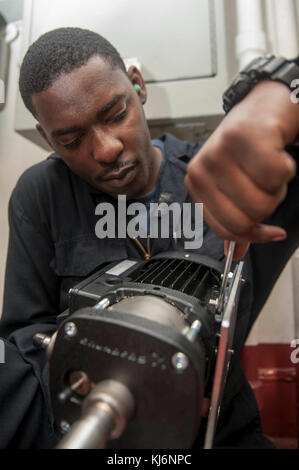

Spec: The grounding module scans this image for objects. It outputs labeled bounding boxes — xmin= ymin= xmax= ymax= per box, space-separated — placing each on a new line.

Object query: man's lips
xmin=98 ymin=163 xmax=137 ymax=182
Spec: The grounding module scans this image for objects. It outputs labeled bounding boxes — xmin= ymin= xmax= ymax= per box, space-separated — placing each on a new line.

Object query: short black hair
xmin=19 ymin=27 xmax=127 ymax=118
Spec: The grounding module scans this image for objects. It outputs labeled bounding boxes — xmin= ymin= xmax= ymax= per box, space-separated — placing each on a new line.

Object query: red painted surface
xmin=241 ymin=344 xmax=299 ymax=448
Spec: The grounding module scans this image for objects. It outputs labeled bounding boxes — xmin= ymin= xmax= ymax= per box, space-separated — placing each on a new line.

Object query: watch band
xmin=223 ymin=55 xmax=299 ymax=113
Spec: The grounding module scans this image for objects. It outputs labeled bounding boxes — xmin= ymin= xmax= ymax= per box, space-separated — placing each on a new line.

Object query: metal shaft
xmin=56 ymin=403 xmax=116 ymax=449
xmin=56 ymin=380 xmax=135 ymax=450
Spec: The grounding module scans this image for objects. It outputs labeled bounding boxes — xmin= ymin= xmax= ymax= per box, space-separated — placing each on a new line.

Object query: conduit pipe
xmin=235 ymin=0 xmax=267 ymax=69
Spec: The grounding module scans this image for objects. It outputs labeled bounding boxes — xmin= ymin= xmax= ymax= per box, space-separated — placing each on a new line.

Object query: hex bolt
xmin=93 ymin=298 xmax=110 ymax=311
xmin=171 ymin=352 xmax=189 ymax=371
xmin=185 ymin=320 xmax=201 ymax=342
xmin=33 ymin=333 xmax=51 ymax=350
xmin=60 ymin=420 xmax=70 ymax=434
xmin=64 ymin=322 xmax=78 ymax=337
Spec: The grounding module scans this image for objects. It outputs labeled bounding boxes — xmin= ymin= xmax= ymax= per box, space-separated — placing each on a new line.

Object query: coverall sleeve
xmin=0 ymin=188 xmax=60 ymax=448
xmin=0 ymin=339 xmax=58 ymax=448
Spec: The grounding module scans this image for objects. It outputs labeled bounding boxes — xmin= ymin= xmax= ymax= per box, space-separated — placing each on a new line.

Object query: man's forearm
xmin=185 ymin=76 xmax=299 ymax=259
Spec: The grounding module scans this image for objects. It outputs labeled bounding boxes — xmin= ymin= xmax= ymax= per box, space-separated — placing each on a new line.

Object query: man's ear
xmin=36 ymin=123 xmax=54 ymax=150
xmin=127 ymin=66 xmax=147 ymax=105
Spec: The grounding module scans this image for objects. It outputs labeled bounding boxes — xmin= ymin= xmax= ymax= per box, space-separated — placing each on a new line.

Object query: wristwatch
xmin=223 ymin=55 xmax=299 ymax=113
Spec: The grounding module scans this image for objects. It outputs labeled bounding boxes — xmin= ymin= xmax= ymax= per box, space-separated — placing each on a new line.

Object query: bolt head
xmin=171 ymin=352 xmax=189 ymax=371
xmin=64 ymin=321 xmax=78 ymax=337
xmin=60 ymin=420 xmax=70 ymax=434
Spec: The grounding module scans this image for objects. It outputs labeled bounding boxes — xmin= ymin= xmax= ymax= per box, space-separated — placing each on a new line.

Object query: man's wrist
xmin=243 ymin=80 xmax=299 ymax=145
xmin=223 ymin=55 xmax=299 ymax=114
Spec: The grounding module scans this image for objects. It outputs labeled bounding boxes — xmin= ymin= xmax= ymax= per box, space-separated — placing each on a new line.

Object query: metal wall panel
xmin=28 ymin=0 xmax=216 ymax=83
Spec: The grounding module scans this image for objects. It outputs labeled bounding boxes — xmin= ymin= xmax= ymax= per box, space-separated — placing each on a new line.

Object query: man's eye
xmin=64 ymin=136 xmax=82 ymax=149
xmin=109 ymin=109 xmax=128 ymax=123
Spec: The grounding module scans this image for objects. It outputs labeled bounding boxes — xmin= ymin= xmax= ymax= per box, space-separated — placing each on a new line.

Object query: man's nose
xmin=91 ymin=127 xmax=124 ymax=165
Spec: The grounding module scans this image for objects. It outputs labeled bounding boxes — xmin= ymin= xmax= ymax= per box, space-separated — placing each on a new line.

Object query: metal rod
xmin=58 ymin=376 xmax=87 ymax=404
xmin=56 ymin=403 xmax=115 ymax=449
xmin=205 ymin=261 xmax=244 ymax=449
xmin=217 ymin=241 xmax=235 ymax=314
xmin=56 ymin=380 xmax=135 ymax=449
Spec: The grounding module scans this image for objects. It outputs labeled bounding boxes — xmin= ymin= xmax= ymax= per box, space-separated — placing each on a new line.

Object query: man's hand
xmin=185 ymin=81 xmax=299 ymax=259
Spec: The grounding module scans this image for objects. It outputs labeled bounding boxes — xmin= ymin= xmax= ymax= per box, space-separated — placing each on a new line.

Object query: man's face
xmin=32 ymin=56 xmax=162 ymax=199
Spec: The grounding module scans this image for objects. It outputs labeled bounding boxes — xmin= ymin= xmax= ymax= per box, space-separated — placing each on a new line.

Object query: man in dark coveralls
xmin=0 ymin=27 xmax=298 ymax=448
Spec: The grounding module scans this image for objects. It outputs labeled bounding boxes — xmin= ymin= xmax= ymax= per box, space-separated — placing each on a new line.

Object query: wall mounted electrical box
xmin=15 ymin=0 xmax=235 ymax=149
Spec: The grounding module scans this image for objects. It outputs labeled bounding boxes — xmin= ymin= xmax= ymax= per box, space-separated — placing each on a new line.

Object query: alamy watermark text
xmin=290 ymin=78 xmax=299 ymax=104
xmin=290 ymin=339 xmax=299 ymax=364
xmin=95 ymin=196 xmax=203 ymax=249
